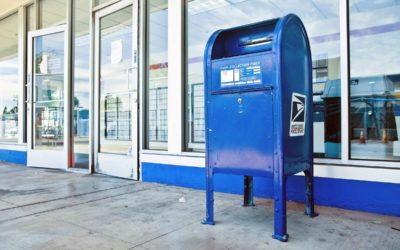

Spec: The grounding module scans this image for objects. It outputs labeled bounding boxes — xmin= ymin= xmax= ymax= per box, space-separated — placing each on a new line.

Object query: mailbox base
xmin=243 ymin=176 xmax=255 ymax=207
xmin=305 ymin=211 xmax=319 ymax=218
xmin=304 ymin=170 xmax=317 ymax=217
xmin=203 ymin=167 xmax=215 ymax=226
xmin=201 ymin=219 xmax=215 ymax=225
xmin=272 ymin=233 xmax=289 ymax=242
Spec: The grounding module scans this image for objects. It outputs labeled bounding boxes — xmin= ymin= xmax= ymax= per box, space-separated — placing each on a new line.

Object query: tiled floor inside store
xmin=0 ymin=162 xmax=399 ymax=250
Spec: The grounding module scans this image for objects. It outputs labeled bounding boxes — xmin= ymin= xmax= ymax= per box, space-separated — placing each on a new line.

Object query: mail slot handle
xmin=211 ymin=86 xmax=273 ymax=95
xmin=239 ymin=37 xmax=273 ymax=48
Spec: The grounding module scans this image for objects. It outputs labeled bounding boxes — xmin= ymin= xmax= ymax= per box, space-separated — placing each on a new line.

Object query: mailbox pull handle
xmin=239 ymin=37 xmax=273 ymax=47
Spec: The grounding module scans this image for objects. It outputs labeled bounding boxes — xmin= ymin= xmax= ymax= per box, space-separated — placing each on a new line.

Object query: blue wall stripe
xmin=0 ymin=149 xmax=27 ymax=165
xmin=142 ymin=162 xmax=400 ymax=217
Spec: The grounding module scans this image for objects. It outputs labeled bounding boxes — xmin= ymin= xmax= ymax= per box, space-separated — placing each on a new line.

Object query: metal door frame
xmin=26 ymin=25 xmax=70 ymax=169
xmin=93 ymin=0 xmax=139 ymax=179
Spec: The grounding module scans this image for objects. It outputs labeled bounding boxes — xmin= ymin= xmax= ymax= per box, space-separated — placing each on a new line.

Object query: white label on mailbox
xmin=221 ymin=69 xmax=234 ymax=84
xmin=234 ymin=68 xmax=240 ymax=82
xmin=290 ymin=92 xmax=306 ymax=137
xmin=220 ymin=61 xmax=262 ymax=87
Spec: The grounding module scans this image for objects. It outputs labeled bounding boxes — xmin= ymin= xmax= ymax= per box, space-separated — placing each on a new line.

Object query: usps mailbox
xmin=203 ymin=14 xmax=317 ymax=242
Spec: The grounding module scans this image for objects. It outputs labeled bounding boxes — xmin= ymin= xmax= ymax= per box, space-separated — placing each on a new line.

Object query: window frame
xmin=180 ymin=0 xmax=400 ymax=169
xmin=143 ymin=0 xmax=169 ymax=151
xmin=0 ymin=9 xmax=26 ymax=145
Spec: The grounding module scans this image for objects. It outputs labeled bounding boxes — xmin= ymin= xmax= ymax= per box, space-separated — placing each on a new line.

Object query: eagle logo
xmin=290 ymin=93 xmax=306 ymax=136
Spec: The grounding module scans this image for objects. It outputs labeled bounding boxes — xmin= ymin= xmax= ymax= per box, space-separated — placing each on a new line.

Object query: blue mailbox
xmin=203 ymin=14 xmax=317 ymax=242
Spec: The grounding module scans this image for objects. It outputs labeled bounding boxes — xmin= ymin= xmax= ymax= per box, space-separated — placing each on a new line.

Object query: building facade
xmin=0 ymin=0 xmax=399 ymax=216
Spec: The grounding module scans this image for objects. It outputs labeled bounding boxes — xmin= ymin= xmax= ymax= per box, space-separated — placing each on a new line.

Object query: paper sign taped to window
xmin=111 ymin=39 xmax=123 ymax=64
xmin=39 ymin=54 xmax=49 ymax=74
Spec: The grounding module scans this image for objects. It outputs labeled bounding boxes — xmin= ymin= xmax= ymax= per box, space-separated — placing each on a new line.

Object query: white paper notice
xmin=39 ymin=54 xmax=49 ymax=74
xmin=234 ymin=68 xmax=240 ymax=82
xmin=221 ymin=69 xmax=234 ymax=83
xmin=111 ymin=39 xmax=123 ymax=64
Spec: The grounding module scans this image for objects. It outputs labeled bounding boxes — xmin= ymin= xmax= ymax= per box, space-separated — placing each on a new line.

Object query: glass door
xmin=94 ymin=1 xmax=138 ymax=179
xmin=27 ymin=26 xmax=70 ymax=169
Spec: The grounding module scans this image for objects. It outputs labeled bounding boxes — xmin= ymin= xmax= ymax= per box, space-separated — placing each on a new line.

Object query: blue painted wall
xmin=0 ymin=150 xmax=27 ymax=165
xmin=142 ymin=162 xmax=400 ymax=217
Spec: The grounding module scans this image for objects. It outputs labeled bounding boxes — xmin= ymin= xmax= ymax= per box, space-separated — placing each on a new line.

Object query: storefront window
xmin=39 ymin=0 xmax=67 ymax=29
xmin=33 ymin=32 xmax=65 ymax=150
xmin=73 ymin=0 xmax=91 ymax=168
xmin=185 ymin=0 xmax=341 ymax=158
xmin=99 ymin=5 xmax=133 ymax=154
xmin=0 ymin=13 xmax=19 ymax=143
xmin=349 ymin=0 xmax=400 ymax=161
xmin=146 ymin=0 xmax=168 ymax=150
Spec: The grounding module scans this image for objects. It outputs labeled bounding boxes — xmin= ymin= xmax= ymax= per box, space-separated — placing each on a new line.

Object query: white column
xmin=89 ymin=0 xmax=96 ymax=173
xmin=340 ymin=0 xmax=349 ymax=162
xmin=18 ymin=7 xmax=27 ymax=145
xmin=66 ymin=0 xmax=73 ymax=167
xmin=167 ymin=0 xmax=185 ymax=154
xmin=138 ymin=0 xmax=145 ymax=153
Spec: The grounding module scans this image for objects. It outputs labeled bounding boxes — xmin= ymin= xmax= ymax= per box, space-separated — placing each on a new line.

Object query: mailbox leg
xmin=272 ymin=174 xmax=289 ymax=242
xmin=243 ymin=176 xmax=255 ymax=207
xmin=304 ymin=169 xmax=318 ymax=218
xmin=202 ymin=167 xmax=215 ymax=225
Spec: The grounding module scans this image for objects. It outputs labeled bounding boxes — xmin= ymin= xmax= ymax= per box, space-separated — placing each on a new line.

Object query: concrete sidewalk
xmin=0 ymin=163 xmax=399 ymax=250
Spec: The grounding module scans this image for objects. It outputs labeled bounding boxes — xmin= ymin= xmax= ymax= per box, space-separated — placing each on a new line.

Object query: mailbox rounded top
xmin=204 ymin=14 xmax=310 ymax=63
xmin=203 ymin=14 xmax=313 ymax=155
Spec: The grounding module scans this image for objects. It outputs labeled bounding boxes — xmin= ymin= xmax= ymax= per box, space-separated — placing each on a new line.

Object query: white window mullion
xmin=18 ymin=7 xmax=27 ymax=145
xmin=340 ymin=0 xmax=349 ymax=162
xmin=167 ymin=0 xmax=184 ymax=153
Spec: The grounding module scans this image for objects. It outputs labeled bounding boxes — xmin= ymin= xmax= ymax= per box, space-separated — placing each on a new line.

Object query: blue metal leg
xmin=272 ymin=174 xmax=289 ymax=242
xmin=243 ymin=176 xmax=255 ymax=207
xmin=304 ymin=169 xmax=318 ymax=218
xmin=202 ymin=167 xmax=215 ymax=225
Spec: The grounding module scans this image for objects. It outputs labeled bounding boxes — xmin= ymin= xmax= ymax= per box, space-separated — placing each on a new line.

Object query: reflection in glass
xmin=146 ymin=0 xmax=168 ymax=150
xmin=73 ymin=0 xmax=91 ymax=169
xmin=100 ymin=94 xmax=132 ymax=154
xmin=39 ymin=0 xmax=66 ymax=29
xmin=99 ymin=6 xmax=133 ymax=154
xmin=0 ymin=13 xmax=19 ymax=143
xmin=185 ymin=0 xmax=341 ymax=157
xmin=349 ymin=0 xmax=400 ymax=161
xmin=33 ymin=32 xmax=65 ymax=150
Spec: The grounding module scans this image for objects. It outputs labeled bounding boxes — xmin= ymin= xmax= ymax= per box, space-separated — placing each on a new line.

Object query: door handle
xmin=25 ymin=84 xmax=31 ymax=103
xmin=33 ymin=85 xmax=37 ymax=103
xmin=133 ymin=49 xmax=137 ymax=67
xmin=26 ymin=73 xmax=32 ymax=103
xmin=127 ymin=67 xmax=137 ymax=91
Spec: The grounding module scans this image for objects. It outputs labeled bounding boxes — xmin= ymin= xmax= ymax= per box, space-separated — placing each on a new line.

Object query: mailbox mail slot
xmin=202 ymin=14 xmax=317 ymax=242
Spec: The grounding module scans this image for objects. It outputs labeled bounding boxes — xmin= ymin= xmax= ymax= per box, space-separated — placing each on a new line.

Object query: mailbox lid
xmin=209 ymin=18 xmax=279 ymax=60
xmin=208 ymin=90 xmax=274 ymax=175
